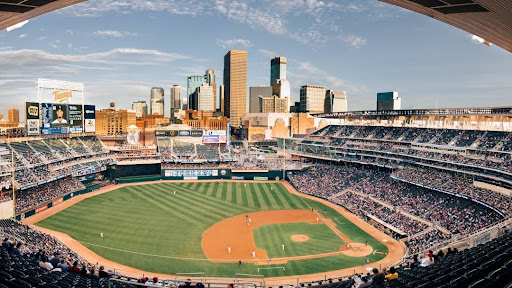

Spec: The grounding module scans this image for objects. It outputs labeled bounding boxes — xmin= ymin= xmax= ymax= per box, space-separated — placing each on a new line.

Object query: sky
xmin=0 ymin=0 xmax=511 ymax=119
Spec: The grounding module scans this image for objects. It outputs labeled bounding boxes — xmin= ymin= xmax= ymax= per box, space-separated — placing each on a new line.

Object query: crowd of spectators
xmin=15 ymin=177 xmax=85 ymax=213
xmin=332 ymin=191 xmax=428 ymax=236
xmin=393 ymin=167 xmax=512 ymax=214
xmin=0 ymin=219 xmax=119 ymax=281
xmin=405 ymin=229 xmax=452 ymax=256
xmin=288 ymin=164 xmax=505 ymax=255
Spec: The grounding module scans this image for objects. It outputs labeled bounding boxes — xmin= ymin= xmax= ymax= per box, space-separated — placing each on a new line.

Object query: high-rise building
xmin=0 ymin=113 xmax=3 ymax=120
xmin=270 ymin=57 xmax=287 ymax=87
xmin=150 ymin=87 xmax=164 ymax=116
xmin=377 ymin=92 xmax=401 ymax=111
xmin=249 ymin=85 xmax=272 ymax=113
xmin=259 ymin=95 xmax=289 ymax=113
xmin=219 ymin=85 xmax=225 ymax=114
xmin=170 ymin=85 xmax=181 ymax=122
xmin=325 ymin=90 xmax=348 ymax=113
xmin=131 ymin=101 xmax=148 ymax=118
xmin=223 ymin=50 xmax=247 ymax=127
xmin=300 ymin=85 xmax=326 ymax=113
xmin=205 ymin=69 xmax=217 ymax=111
xmin=187 ymin=76 xmax=206 ymax=111
xmin=196 ymin=83 xmax=215 ymax=112
xmin=182 ymin=97 xmax=188 ymax=110
xmin=8 ymin=109 xmax=19 ymax=124
xmin=95 ymin=108 xmax=137 ymax=135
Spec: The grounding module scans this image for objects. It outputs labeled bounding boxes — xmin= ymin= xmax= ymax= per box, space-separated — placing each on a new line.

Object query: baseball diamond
xmin=28 ymin=180 xmax=404 ymax=280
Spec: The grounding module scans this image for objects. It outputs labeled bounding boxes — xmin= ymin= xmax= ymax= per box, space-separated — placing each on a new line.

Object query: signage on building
xmin=53 ymin=91 xmax=73 ymax=103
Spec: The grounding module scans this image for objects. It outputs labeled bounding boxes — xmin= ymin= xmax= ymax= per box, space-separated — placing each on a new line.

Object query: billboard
xmin=203 ymin=135 xmax=220 ymax=144
xmin=25 ymin=102 xmax=40 ymax=136
xmin=39 ymin=103 xmax=95 ymax=134
xmin=68 ymin=104 xmax=83 ymax=133
xmin=42 ymin=103 xmax=67 ymax=134
xmin=84 ymin=105 xmax=95 ymax=133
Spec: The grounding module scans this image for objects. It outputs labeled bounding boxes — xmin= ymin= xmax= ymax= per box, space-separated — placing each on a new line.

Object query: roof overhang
xmin=380 ymin=0 xmax=512 ymax=52
xmin=0 ymin=0 xmax=86 ymax=31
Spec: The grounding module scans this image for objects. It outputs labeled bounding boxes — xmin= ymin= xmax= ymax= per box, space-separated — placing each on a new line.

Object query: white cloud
xmin=59 ymin=0 xmax=372 ymax=47
xmin=216 ymin=39 xmax=253 ymax=49
xmin=339 ymin=35 xmax=367 ymax=48
xmin=291 ymin=61 xmax=366 ymax=93
xmin=258 ymin=49 xmax=277 ymax=59
xmin=19 ymin=34 xmax=28 ymax=39
xmin=92 ymin=30 xmax=138 ymax=38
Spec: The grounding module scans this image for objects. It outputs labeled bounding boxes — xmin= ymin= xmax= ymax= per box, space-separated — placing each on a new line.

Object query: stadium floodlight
xmin=6 ymin=20 xmax=29 ymax=32
xmin=471 ymin=35 xmax=493 ymax=46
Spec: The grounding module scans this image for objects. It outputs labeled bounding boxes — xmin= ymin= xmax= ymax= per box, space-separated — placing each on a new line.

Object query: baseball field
xmin=31 ymin=181 xmax=401 ymax=279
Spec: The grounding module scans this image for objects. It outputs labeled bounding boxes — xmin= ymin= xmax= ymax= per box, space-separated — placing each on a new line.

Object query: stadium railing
xmin=107 ymin=277 xmax=261 ymax=288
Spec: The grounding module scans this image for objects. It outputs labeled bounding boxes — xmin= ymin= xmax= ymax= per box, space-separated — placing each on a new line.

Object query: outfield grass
xmin=253 ymin=222 xmax=343 ymax=258
xmin=36 ymin=182 xmax=388 ymax=278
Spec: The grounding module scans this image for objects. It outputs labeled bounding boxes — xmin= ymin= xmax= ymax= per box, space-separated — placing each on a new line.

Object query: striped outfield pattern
xmin=36 ymin=182 xmax=388 ymax=278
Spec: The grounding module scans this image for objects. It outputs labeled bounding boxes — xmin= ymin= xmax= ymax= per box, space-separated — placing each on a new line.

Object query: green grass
xmin=253 ymin=222 xmax=344 ymax=258
xmin=36 ymin=182 xmax=388 ymax=277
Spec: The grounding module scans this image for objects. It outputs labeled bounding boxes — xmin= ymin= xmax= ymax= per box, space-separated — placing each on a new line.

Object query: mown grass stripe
xmin=263 ymin=184 xmax=287 ymax=209
xmin=240 ymin=187 xmax=249 ymax=207
xmin=153 ymin=183 xmax=244 ymax=213
xmin=127 ymin=187 xmax=203 ymax=226
xmin=231 ymin=182 xmax=237 ymax=204
xmin=257 ymin=183 xmax=274 ymax=208
xmin=133 ymin=187 xmax=214 ymax=224
xmin=249 ymin=183 xmax=264 ymax=209
xmin=150 ymin=186 xmax=231 ymax=220
xmin=220 ymin=182 xmax=228 ymax=201
xmin=211 ymin=182 xmax=220 ymax=198
xmin=275 ymin=184 xmax=302 ymax=209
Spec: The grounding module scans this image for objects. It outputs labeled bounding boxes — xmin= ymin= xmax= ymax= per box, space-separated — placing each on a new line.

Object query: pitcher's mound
xmin=291 ymin=234 xmax=310 ymax=242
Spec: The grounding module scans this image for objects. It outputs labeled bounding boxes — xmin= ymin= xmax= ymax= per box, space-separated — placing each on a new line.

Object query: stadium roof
xmin=381 ymin=0 xmax=512 ymax=52
xmin=0 ymin=0 xmax=85 ymax=31
xmin=313 ymin=106 xmax=512 ymax=118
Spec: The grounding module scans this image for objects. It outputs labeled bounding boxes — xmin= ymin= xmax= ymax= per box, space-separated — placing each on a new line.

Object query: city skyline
xmin=0 ymin=0 xmax=511 ymax=119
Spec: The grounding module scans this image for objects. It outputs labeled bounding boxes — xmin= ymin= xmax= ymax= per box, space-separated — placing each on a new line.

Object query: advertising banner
xmin=84 ymin=105 xmax=95 ymax=133
xmin=203 ymin=135 xmax=220 ymax=144
xmin=25 ymin=102 xmax=40 ymax=135
xmin=68 ymin=104 xmax=83 ymax=133
xmin=206 ymin=130 xmax=227 ymax=136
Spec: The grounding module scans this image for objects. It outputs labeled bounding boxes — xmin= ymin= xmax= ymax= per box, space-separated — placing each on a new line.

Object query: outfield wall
xmin=160 ymin=169 xmax=285 ymax=181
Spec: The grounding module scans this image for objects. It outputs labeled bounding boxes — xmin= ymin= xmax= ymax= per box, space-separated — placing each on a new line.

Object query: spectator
xmin=385 ymin=266 xmax=398 ymax=281
xmin=370 ymin=268 xmax=385 ymax=287
xmin=39 ymin=256 xmax=53 ymax=271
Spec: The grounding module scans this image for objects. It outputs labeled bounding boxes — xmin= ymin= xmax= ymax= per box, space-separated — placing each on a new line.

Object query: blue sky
xmin=0 ymin=0 xmax=511 ymax=119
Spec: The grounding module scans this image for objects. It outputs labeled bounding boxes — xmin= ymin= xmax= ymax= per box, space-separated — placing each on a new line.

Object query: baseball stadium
xmin=0 ymin=1 xmax=512 ymax=288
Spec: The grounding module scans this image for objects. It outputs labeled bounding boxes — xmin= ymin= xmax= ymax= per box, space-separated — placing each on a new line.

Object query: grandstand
xmin=0 ymin=116 xmax=509 ymax=287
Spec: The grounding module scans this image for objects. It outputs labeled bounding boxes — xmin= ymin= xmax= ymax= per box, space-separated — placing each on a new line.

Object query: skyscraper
xmin=325 ymin=90 xmax=348 ymax=113
xmin=150 ymin=87 xmax=164 ymax=116
xmin=377 ymin=92 xmax=401 ymax=111
xmin=249 ymin=85 xmax=272 ymax=113
xmin=187 ymin=76 xmax=206 ymax=111
xmin=223 ymin=50 xmax=247 ymax=127
xmin=132 ymin=101 xmax=148 ymax=118
xmin=205 ymin=68 xmax=217 ymax=111
xmin=170 ymin=85 xmax=181 ymax=122
xmin=300 ymin=85 xmax=326 ymax=113
xmin=219 ymin=85 xmax=225 ymax=114
xmin=8 ymin=109 xmax=19 ymax=124
xmin=196 ymin=83 xmax=215 ymax=111
xmin=270 ymin=57 xmax=287 ymax=87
